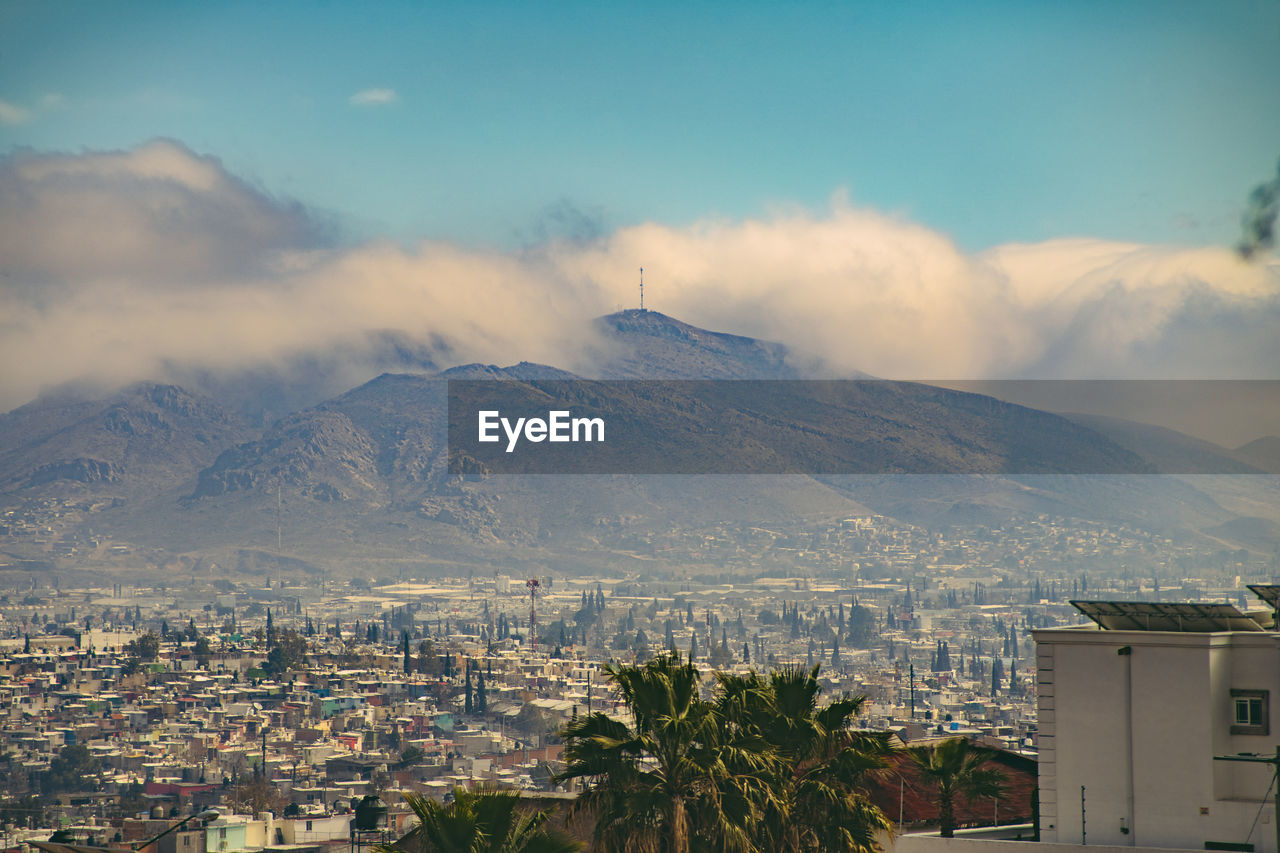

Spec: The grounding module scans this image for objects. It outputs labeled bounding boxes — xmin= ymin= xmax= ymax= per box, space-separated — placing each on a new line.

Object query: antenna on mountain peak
xmin=639 ymin=267 xmax=644 ymax=311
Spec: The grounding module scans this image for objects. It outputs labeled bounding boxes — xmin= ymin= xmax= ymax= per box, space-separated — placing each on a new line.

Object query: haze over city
xmin=5 ymin=5 xmax=1280 ymax=853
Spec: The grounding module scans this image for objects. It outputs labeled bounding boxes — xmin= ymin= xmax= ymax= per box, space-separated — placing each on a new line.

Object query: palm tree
xmin=715 ymin=665 xmax=893 ymax=852
xmin=386 ymin=788 xmax=580 ymax=853
xmin=904 ymin=738 xmax=1005 ymax=838
xmin=556 ymin=652 xmax=762 ymax=853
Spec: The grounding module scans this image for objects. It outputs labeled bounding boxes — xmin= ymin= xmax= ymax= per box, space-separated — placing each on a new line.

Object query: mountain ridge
xmin=1 ymin=313 xmax=1277 ymax=577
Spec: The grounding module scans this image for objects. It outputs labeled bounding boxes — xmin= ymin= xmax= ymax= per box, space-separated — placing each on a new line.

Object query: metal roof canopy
xmin=30 ymin=844 xmax=118 ymax=853
xmin=1070 ymin=600 xmax=1266 ymax=632
xmin=1249 ymin=585 xmax=1280 ymax=610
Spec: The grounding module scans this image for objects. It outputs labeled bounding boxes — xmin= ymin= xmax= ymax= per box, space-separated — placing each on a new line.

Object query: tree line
xmin=388 ymin=652 xmax=1005 ymax=853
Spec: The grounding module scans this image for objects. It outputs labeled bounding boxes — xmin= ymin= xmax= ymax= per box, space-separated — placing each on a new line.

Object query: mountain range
xmin=1 ymin=310 xmax=1277 ymax=580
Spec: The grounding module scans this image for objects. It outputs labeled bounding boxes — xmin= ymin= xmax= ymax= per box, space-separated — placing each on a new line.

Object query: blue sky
xmin=3 ymin=0 xmax=1278 ymax=251
xmin=2 ymin=1 xmax=1279 ymax=411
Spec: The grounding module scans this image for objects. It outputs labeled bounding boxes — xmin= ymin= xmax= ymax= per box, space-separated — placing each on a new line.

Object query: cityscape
xmin=2 ymin=499 xmax=1276 ymax=850
xmin=4 ymin=2 xmax=1280 ymax=852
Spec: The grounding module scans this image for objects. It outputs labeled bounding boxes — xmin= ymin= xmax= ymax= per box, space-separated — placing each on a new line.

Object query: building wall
xmin=204 ymin=822 xmax=247 ymax=853
xmin=203 ymin=818 xmax=267 ymax=853
xmin=157 ymin=828 xmax=206 ymax=853
xmin=1035 ymin=626 xmax=1280 ymax=852
xmin=279 ymin=814 xmax=350 ymax=844
xmin=894 ymin=833 xmax=1199 ymax=853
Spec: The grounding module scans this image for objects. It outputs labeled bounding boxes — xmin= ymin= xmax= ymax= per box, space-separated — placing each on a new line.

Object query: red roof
xmin=864 ymin=746 xmax=1036 ymax=830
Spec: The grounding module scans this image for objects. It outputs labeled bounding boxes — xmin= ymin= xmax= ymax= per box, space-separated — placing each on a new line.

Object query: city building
xmin=1034 ymin=591 xmax=1280 ymax=852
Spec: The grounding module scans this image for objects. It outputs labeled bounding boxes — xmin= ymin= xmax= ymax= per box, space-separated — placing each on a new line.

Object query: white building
xmin=1034 ymin=596 xmax=1280 ymax=853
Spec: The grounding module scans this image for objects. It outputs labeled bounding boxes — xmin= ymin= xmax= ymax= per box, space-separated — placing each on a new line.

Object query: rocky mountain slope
xmin=0 ymin=383 xmax=253 ymax=497
xmin=1 ymin=312 xmax=1277 ymax=578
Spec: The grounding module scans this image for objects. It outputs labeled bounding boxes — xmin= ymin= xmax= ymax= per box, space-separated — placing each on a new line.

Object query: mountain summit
xmin=596 ymin=310 xmax=798 ymax=379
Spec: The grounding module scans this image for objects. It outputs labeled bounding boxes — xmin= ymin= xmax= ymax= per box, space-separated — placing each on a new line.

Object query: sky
xmin=4 ymin=1 xmax=1278 ymax=248
xmin=2 ymin=1 xmax=1280 ymax=428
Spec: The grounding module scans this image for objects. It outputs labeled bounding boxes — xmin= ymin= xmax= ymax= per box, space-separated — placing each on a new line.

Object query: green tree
xmin=384 ymin=788 xmax=579 ymax=853
xmin=127 ymin=631 xmax=160 ymax=661
xmin=417 ymin=639 xmax=444 ymax=676
xmin=0 ymin=794 xmax=44 ymax=828
xmin=193 ymin=634 xmax=213 ymax=668
xmin=476 ymin=669 xmax=488 ymax=714
xmin=43 ymin=743 xmax=100 ymax=795
xmin=715 ymin=665 xmax=892 ymax=852
xmin=904 ymin=737 xmax=1005 ymax=838
xmin=263 ymin=628 xmax=307 ymax=675
xmin=557 ymin=652 xmax=760 ymax=853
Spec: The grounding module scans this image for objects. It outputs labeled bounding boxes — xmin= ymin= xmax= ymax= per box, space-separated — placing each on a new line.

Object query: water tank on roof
xmin=353 ymin=794 xmax=387 ymax=831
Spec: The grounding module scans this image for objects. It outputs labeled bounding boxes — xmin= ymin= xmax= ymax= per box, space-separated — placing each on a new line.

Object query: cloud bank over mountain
xmin=2 ymin=140 xmax=1278 ymax=412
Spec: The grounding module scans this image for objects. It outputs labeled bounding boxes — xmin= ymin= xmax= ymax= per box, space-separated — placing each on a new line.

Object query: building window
xmin=1237 ymin=697 xmax=1264 ymax=725
xmin=1231 ymin=689 xmax=1269 ymax=735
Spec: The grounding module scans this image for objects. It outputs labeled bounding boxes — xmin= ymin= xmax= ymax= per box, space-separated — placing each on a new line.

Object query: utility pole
xmin=639 ymin=267 xmax=644 ymax=311
xmin=1213 ymin=748 xmax=1280 ymax=853
xmin=527 ymin=579 xmax=540 ymax=652
xmin=909 ymin=663 xmax=915 ymax=719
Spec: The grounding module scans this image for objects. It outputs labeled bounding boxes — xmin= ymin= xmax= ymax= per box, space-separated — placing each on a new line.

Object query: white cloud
xmin=0 ymin=99 xmax=31 ymax=125
xmin=552 ymin=202 xmax=1031 ymax=379
xmin=0 ymin=141 xmax=604 ymax=409
xmin=0 ymin=93 xmax=66 ymax=125
xmin=0 ymin=139 xmax=325 ymax=289
xmin=348 ymin=88 xmax=398 ymax=106
xmin=1 ymin=142 xmax=1277 ymax=413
